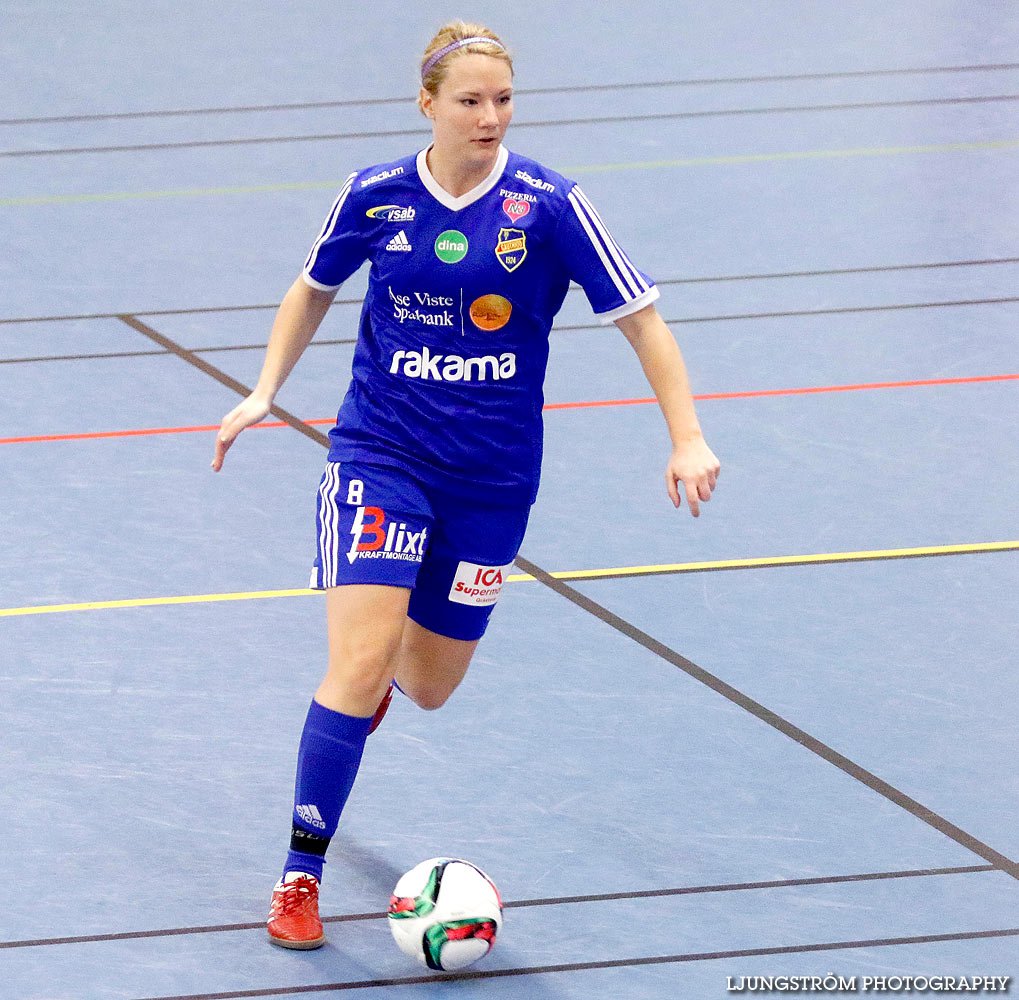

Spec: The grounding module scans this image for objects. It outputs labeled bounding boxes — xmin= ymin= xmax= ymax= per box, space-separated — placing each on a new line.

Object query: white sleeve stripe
xmin=570 ymin=187 xmax=648 ymax=295
xmin=570 ymin=186 xmax=650 ymax=299
xmin=570 ymin=187 xmax=639 ymax=295
xmin=303 ymin=173 xmax=357 ymax=276
xmin=574 ymin=186 xmax=650 ymax=298
xmin=567 ymin=190 xmax=631 ymax=302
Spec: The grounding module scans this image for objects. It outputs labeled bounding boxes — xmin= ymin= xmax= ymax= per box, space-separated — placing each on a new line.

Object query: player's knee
xmin=327 ymin=636 xmax=400 ymax=698
xmin=412 ymin=688 xmax=451 ymax=712
xmin=399 ymin=678 xmax=456 ymax=712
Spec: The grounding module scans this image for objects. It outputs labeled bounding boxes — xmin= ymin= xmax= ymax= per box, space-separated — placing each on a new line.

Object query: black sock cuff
xmin=290 ymin=824 xmax=330 ymax=857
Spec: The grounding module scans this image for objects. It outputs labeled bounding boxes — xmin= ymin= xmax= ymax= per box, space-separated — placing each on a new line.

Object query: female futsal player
xmin=212 ymin=21 xmax=720 ymax=949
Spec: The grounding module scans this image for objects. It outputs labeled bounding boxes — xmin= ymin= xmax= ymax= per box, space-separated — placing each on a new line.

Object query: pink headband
xmin=421 ymin=37 xmax=506 ymax=80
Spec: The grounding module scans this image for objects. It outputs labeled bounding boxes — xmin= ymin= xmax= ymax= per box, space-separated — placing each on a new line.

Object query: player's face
xmin=422 ymin=54 xmax=514 ymax=169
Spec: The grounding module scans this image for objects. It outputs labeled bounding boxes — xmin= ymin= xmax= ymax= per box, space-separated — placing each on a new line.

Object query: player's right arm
xmin=211 ymin=277 xmax=335 ymax=471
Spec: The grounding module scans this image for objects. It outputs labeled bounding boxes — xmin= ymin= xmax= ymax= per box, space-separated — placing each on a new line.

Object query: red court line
xmin=543 ymin=372 xmax=1019 ymax=409
xmin=2 ymin=373 xmax=1016 ymax=446
xmin=0 ymin=418 xmax=336 ymax=446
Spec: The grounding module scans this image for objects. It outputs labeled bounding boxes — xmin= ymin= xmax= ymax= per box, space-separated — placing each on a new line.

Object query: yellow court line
xmin=519 ymin=539 xmax=1019 ymax=581
xmin=3 ymin=137 xmax=1018 ymax=207
xmin=0 ymin=589 xmax=315 ymax=618
xmin=1 ymin=541 xmax=1015 ymax=618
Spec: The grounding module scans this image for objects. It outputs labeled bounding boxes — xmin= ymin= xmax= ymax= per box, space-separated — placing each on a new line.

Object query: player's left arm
xmin=614 ymin=304 xmax=721 ymax=516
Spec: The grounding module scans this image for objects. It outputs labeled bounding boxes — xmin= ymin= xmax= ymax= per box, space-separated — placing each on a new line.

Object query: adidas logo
xmin=386 ymin=230 xmax=412 ymax=252
xmin=295 ymin=804 xmax=326 ymax=830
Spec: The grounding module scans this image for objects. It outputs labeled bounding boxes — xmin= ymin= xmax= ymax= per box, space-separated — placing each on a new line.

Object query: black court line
xmin=134 ymin=928 xmax=1019 ymax=1000
xmin=3 ymin=255 xmax=1018 ymax=328
xmin=110 ymin=316 xmax=1019 ymax=887
xmin=190 ymin=295 xmax=1019 ymax=340
xmin=552 ymin=296 xmax=1019 ymax=332
xmin=0 ymin=348 xmax=171 ymax=365
xmin=659 ymin=296 xmax=1019 ymax=327
xmin=0 ymin=864 xmax=993 ymax=951
xmin=0 ymin=302 xmax=287 ymax=327
xmin=0 ymin=341 xmax=352 ymax=365
xmin=0 ymin=340 xmax=357 ymax=366
xmin=82 ymin=321 xmax=1019 ymax=995
xmin=5 ymin=93 xmax=1019 ymax=158
xmin=8 ymin=293 xmax=1019 ymax=367
xmin=513 ymin=557 xmax=1019 ymax=881
xmin=672 ymin=255 xmax=1019 ymax=284
xmin=115 ymin=315 xmax=329 ymax=449
xmin=6 ymin=61 xmax=1019 ymax=125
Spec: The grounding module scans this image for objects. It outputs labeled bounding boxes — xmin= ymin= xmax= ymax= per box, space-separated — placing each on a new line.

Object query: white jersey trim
xmin=416 ymin=145 xmax=509 ymax=211
xmin=597 ymin=285 xmax=660 ymax=324
xmin=303 ymin=172 xmax=357 ymax=285
xmin=302 ymin=271 xmax=342 ymax=293
xmin=567 ymin=186 xmax=651 ymax=306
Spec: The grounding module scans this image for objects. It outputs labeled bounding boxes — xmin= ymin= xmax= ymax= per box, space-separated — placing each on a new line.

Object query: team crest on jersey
xmin=502 ymin=197 xmax=531 ymax=223
xmin=495 ymin=228 xmax=527 ymax=272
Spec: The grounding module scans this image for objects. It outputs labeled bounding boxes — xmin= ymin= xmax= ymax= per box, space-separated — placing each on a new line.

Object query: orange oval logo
xmin=469 ymin=294 xmax=513 ymax=332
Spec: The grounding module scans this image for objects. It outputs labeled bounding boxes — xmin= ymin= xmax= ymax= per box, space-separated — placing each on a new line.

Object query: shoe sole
xmin=268 ymin=931 xmax=326 ymax=950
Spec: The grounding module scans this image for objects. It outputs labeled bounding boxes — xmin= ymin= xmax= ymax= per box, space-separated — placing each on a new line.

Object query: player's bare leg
xmin=316 ymin=584 xmax=411 ymax=714
xmin=269 ymin=584 xmax=411 ymax=949
xmin=393 ymin=619 xmax=480 ymax=711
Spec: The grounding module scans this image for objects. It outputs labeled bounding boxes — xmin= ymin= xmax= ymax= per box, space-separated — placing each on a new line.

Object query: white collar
xmin=416 ymin=144 xmax=508 ymax=211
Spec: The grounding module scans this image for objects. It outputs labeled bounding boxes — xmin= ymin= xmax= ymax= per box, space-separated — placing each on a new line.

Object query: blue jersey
xmin=303 ymin=145 xmax=659 ymax=505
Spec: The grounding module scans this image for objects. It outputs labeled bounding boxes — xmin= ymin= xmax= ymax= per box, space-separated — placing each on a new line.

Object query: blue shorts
xmin=310 ymin=461 xmax=530 ymax=641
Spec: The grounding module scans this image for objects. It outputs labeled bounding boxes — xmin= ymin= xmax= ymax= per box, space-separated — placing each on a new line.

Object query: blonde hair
xmin=418 ymin=21 xmax=513 ymax=115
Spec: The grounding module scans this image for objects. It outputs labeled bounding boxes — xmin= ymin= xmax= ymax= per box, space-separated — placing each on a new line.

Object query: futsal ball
xmin=388 ymin=858 xmax=503 ymax=971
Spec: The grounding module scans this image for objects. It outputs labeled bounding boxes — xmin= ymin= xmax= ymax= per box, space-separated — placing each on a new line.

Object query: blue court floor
xmin=2 ymin=3 xmax=1017 ymax=998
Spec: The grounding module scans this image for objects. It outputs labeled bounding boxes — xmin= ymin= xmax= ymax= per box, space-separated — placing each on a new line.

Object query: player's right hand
xmin=211 ymin=395 xmax=272 ymax=471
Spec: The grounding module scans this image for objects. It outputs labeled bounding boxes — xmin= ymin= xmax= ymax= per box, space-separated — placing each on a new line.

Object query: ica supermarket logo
xmin=448 ymin=561 xmax=513 ymax=606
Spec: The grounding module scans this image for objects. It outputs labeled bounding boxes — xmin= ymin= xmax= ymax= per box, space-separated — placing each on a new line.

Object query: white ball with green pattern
xmin=388 ymin=858 xmax=503 ymax=971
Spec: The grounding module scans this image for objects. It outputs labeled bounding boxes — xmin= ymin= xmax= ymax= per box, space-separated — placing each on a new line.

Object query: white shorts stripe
xmin=316 ymin=467 xmax=330 ymax=587
xmin=317 ymin=462 xmax=342 ymax=588
xmin=320 ymin=465 xmax=332 ymax=588
xmin=326 ymin=462 xmax=343 ymax=587
xmin=303 ymin=173 xmax=357 ymax=278
xmin=572 ymin=186 xmax=649 ymax=298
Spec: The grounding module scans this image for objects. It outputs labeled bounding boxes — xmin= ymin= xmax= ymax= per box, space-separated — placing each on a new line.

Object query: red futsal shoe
xmin=267 ymin=872 xmax=325 ymax=950
xmin=369 ymin=683 xmax=395 ymax=735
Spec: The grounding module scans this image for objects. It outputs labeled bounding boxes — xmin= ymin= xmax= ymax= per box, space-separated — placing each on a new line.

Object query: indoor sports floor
xmin=2 ymin=2 xmax=1018 ymax=998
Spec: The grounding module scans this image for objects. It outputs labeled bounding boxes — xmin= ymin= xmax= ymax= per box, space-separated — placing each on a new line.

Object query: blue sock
xmin=284 ymin=699 xmax=373 ymax=882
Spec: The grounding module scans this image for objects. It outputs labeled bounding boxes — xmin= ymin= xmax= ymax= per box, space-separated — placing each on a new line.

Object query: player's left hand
xmin=666 ymin=435 xmax=720 ymax=517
